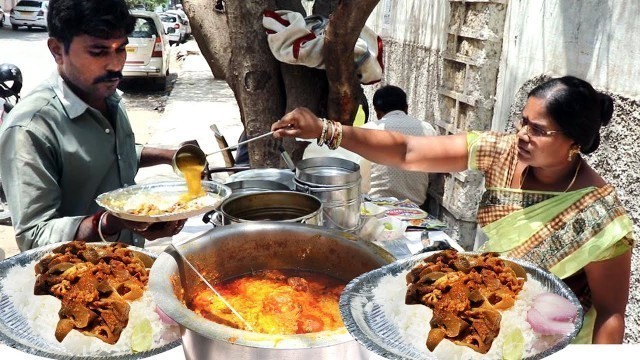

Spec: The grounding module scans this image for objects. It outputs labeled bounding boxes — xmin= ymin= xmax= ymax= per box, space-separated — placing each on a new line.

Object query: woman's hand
xmin=272 ymin=107 xmax=324 ymax=140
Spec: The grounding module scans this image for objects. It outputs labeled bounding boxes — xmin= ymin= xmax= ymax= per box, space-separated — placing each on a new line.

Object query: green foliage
xmin=125 ymin=0 xmax=168 ymax=11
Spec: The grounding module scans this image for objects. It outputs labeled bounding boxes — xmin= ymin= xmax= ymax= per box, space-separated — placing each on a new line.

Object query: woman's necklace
xmin=519 ymin=159 xmax=582 ymax=192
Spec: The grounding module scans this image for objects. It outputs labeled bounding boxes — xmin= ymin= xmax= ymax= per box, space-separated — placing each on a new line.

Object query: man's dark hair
xmin=373 ymin=85 xmax=408 ymax=114
xmin=48 ymin=0 xmax=136 ymax=52
xmin=528 ymin=76 xmax=614 ymax=154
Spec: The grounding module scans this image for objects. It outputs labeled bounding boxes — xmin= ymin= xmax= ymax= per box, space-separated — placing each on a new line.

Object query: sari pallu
xmin=478 ymin=185 xmax=634 ymax=343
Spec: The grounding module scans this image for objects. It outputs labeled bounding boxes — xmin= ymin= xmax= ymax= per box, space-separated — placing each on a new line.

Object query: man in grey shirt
xmin=0 ymin=0 xmax=183 ymax=251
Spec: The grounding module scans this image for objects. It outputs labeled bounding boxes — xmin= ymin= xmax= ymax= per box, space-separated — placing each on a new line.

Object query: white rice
xmin=1 ymin=260 xmax=180 ymax=355
xmin=373 ymin=270 xmax=563 ymax=359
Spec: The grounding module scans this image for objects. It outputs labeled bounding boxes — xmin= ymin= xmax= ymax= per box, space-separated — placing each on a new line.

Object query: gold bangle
xmin=97 ymin=211 xmax=110 ymax=242
xmin=317 ymin=118 xmax=328 ymax=146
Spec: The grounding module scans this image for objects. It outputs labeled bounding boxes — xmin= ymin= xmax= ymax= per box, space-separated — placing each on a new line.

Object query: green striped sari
xmin=468 ymin=132 xmax=635 ymax=343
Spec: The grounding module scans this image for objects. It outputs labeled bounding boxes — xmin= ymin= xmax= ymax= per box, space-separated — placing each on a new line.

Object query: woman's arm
xmin=273 ymin=107 xmax=469 ymax=173
xmin=584 ymin=249 xmax=632 ymax=343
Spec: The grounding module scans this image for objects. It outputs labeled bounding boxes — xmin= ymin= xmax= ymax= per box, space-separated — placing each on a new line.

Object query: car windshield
xmin=16 ymin=1 xmax=42 ymax=7
xmin=160 ymin=15 xmax=177 ymax=23
xmin=130 ymin=17 xmax=158 ymax=38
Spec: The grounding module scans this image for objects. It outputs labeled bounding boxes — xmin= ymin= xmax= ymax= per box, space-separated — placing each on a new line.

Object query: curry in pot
xmin=190 ymin=269 xmax=346 ymax=334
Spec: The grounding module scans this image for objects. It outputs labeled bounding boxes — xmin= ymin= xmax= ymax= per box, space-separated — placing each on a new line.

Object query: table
xmin=1 ymin=217 xmax=637 ymax=359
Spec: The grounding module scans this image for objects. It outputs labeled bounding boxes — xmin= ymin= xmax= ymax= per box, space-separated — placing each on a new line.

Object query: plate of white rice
xmin=0 ymin=242 xmax=181 ymax=359
xmin=339 ymin=251 xmax=584 ymax=360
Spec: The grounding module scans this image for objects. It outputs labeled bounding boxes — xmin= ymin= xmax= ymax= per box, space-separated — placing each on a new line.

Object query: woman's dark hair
xmin=48 ymin=0 xmax=136 ymax=53
xmin=528 ymin=76 xmax=614 ymax=154
xmin=373 ymin=85 xmax=408 ymax=114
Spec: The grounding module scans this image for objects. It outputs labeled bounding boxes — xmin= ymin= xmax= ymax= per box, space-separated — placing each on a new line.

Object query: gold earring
xmin=568 ymin=146 xmax=581 ymax=161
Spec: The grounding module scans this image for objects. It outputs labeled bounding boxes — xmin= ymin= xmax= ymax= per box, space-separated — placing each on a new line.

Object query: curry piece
xmin=405 ymin=250 xmax=525 ymax=354
xmin=189 ymin=269 xmax=346 ymax=335
xmin=34 ymin=241 xmax=150 ymax=344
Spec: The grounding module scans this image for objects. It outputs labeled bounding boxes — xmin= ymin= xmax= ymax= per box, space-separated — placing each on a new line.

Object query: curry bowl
xmin=149 ymin=222 xmax=395 ymax=360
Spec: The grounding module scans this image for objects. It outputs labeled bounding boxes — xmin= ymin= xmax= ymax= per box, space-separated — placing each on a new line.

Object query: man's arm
xmin=0 ymin=125 xmax=84 ymax=250
xmin=138 ymin=146 xmax=176 ymax=168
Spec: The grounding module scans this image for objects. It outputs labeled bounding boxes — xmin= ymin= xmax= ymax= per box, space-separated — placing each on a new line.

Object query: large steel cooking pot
xmin=149 ymin=222 xmax=395 ymax=360
xmin=214 ymin=191 xmax=323 ymax=226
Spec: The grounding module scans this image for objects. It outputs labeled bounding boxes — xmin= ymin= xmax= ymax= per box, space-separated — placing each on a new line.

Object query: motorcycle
xmin=0 ymin=63 xmax=22 ymax=125
xmin=0 ymin=63 xmax=23 ymax=224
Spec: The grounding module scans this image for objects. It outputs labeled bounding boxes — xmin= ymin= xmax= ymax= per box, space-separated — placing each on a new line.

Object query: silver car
xmin=123 ymin=11 xmax=171 ymax=91
xmin=10 ymin=0 xmax=48 ymax=30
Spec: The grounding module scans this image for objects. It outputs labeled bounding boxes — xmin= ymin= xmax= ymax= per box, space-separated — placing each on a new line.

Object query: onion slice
xmin=155 ymin=305 xmax=178 ymax=326
xmin=531 ymin=293 xmax=578 ymax=321
xmin=526 ymin=307 xmax=574 ymax=335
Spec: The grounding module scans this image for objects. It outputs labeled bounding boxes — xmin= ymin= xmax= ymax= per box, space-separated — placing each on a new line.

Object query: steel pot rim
xmin=219 ymin=191 xmax=323 ymax=224
xmin=149 ymin=222 xmax=394 ymax=349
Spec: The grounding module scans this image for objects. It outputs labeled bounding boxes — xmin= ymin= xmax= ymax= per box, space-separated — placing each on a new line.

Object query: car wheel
xmin=12 ymin=24 xmax=19 ymax=30
xmin=1 ymin=16 xmax=4 ymax=26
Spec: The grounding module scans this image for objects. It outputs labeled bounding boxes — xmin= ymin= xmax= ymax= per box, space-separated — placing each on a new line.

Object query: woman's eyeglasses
xmin=515 ymin=119 xmax=562 ymax=137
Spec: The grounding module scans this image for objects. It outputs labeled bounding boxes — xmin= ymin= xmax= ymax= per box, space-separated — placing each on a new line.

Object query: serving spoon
xmin=169 ymin=242 xmax=254 ymax=331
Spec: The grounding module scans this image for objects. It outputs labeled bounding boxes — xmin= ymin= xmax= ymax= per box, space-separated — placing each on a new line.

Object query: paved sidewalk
xmin=136 ymin=40 xmax=244 ymax=184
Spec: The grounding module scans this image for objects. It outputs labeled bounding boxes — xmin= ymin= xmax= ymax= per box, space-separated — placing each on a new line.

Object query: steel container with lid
xmin=294 ymin=157 xmax=361 ymax=231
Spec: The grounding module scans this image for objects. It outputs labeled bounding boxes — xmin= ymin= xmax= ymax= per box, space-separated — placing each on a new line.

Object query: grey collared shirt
xmin=0 ymin=73 xmax=144 ymax=251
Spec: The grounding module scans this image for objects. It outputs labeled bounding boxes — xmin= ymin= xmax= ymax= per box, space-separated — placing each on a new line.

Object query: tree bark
xmin=182 ymin=0 xmax=230 ymax=79
xmin=225 ymin=0 xmax=284 ymax=168
xmin=324 ymin=0 xmax=380 ymax=123
xmin=181 ymin=0 xmax=379 ymax=167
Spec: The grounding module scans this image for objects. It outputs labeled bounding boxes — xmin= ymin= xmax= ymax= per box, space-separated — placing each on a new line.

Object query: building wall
xmin=364 ymin=0 xmax=449 ymax=125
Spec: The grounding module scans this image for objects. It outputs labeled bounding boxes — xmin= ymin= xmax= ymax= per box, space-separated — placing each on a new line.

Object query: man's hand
xmin=120 ymin=219 xmax=187 ymax=240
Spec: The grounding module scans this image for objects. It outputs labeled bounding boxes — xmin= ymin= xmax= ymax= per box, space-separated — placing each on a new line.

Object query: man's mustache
xmin=93 ymin=71 xmax=123 ymax=84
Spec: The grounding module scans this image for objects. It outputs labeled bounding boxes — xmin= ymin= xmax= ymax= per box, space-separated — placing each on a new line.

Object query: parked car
xmin=0 ymin=5 xmax=5 ymax=27
xmin=10 ymin=0 xmax=48 ymax=31
xmin=123 ymin=11 xmax=170 ymax=91
xmin=159 ymin=13 xmax=185 ymax=45
xmin=165 ymin=9 xmax=191 ymax=38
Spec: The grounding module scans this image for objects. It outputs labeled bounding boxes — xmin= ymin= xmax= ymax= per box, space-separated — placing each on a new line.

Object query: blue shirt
xmin=0 ymin=73 xmax=144 ymax=250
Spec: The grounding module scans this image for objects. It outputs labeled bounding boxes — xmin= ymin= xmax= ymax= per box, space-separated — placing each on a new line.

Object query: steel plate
xmin=339 ymin=251 xmax=584 ymax=360
xmin=0 ymin=242 xmax=181 ymax=359
xmin=96 ymin=181 xmax=231 ymax=222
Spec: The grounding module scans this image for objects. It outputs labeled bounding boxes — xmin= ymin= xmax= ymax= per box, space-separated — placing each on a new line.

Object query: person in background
xmin=272 ymin=76 xmax=633 ymax=344
xmin=0 ymin=0 xmax=184 ymax=251
xmin=361 ymin=85 xmax=437 ymax=205
xmin=234 ymin=131 xmax=250 ymax=165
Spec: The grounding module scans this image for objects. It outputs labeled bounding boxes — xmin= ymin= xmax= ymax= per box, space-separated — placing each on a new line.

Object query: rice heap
xmin=123 ymin=192 xmax=220 ymax=216
xmin=1 ymin=241 xmax=179 ymax=355
xmin=372 ymin=252 xmax=564 ymax=359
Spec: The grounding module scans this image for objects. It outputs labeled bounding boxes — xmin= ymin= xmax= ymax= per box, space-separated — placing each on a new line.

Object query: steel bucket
xmin=294 ymin=157 xmax=361 ymax=231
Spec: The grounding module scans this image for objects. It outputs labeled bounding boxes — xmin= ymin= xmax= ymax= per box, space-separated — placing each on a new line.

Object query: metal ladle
xmin=169 ymin=241 xmax=254 ymax=331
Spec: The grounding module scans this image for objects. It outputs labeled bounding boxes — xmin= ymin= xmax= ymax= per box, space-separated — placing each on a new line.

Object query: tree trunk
xmin=182 ymin=0 xmax=380 ymax=167
xmin=182 ymin=0 xmax=230 ymax=79
xmin=223 ymin=0 xmax=285 ymax=168
xmin=324 ymin=0 xmax=380 ymax=123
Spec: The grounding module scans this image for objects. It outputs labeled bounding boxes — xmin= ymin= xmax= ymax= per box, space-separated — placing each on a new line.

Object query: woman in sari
xmin=272 ymin=76 xmax=633 ymax=344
